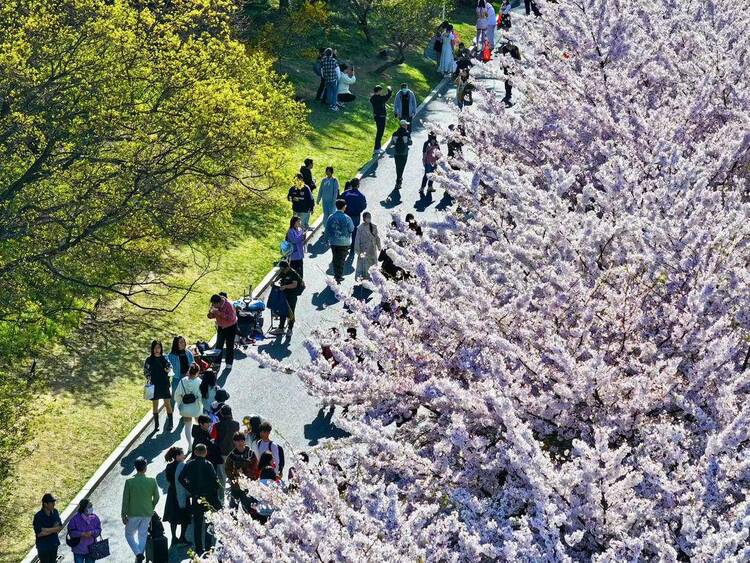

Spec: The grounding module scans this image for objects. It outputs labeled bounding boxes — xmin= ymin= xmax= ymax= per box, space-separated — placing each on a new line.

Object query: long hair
xmin=165 ymin=446 xmax=184 ymax=463
xmin=170 ymin=336 xmax=184 ymax=355
xmin=200 ymin=370 xmax=217 ymax=399
xmin=150 ymin=340 xmax=162 ymax=356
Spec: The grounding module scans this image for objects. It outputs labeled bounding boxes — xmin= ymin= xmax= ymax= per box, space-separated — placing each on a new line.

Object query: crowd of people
xmin=30 ymin=2 xmax=533 ymax=561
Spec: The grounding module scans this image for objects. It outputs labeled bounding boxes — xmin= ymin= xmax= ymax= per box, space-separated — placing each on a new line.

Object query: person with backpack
xmin=391 ymin=120 xmax=411 ymax=189
xmin=421 ymin=131 xmax=441 ymax=193
xmin=342 ymin=178 xmax=367 ymax=251
xmin=269 ymin=260 xmax=303 ymax=336
xmin=287 ymin=173 xmax=315 ymax=231
xmin=286 ymin=216 xmax=306 ymax=279
xmin=370 ymin=85 xmax=393 ymax=155
xmin=256 ymin=420 xmax=286 ymax=478
xmin=67 ymin=498 xmax=102 ymax=563
xmin=146 ymin=513 xmax=168 ymax=563
xmin=143 ymin=340 xmax=174 ymax=432
xmin=174 ymin=363 xmax=203 ymax=451
xmin=393 ymin=83 xmax=417 ymax=138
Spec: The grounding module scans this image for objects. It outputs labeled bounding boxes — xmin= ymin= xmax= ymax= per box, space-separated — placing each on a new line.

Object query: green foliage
xmin=377 ymin=0 xmax=445 ymax=59
xmin=242 ymin=0 xmax=331 ymax=53
xmin=0 ymin=0 xmax=307 ymax=348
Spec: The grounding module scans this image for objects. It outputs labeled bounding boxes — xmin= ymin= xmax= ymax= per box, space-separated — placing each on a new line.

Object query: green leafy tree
xmin=377 ymin=0 xmax=444 ymax=64
xmin=342 ymin=0 xmax=382 ymax=43
xmin=0 ymin=0 xmax=307 ymax=339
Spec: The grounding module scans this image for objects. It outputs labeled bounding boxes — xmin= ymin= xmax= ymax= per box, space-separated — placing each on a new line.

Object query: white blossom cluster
xmin=208 ymin=0 xmax=750 ymax=560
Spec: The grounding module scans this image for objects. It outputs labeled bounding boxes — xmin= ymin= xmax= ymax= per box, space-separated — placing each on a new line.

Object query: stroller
xmin=233 ymin=292 xmax=266 ymax=347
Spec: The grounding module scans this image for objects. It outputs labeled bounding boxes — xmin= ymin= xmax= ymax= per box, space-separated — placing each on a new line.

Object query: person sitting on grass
xmin=337 ymin=64 xmax=357 ymax=103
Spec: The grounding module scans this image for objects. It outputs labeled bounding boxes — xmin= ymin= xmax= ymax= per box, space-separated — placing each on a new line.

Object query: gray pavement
xmin=51 ymin=66 xmax=503 ymax=562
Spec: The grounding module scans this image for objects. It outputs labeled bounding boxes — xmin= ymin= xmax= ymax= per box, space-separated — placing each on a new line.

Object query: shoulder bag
xmin=180 ymin=379 xmax=197 ymax=405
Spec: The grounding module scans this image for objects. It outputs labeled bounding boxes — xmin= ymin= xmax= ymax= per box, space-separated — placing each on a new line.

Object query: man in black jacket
xmin=369 ymin=84 xmax=392 ymax=155
xmin=299 ymin=158 xmax=316 ymax=192
xmin=179 ymin=443 xmax=221 ymax=555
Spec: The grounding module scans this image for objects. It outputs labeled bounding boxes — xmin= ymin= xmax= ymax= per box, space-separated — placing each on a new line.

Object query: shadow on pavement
xmin=304 ymin=406 xmax=351 ymax=446
xmin=381 ymin=187 xmax=402 ymax=208
xmin=414 ymin=190 xmax=434 ymax=212
xmin=352 ymin=285 xmax=374 ymax=303
xmin=256 ymin=335 xmax=293 ymax=361
xmin=436 ymin=191 xmax=454 ymax=211
xmin=119 ymin=424 xmax=182 ymax=475
xmin=307 ymin=235 xmax=329 ymax=258
xmin=312 ymin=286 xmax=339 ymax=311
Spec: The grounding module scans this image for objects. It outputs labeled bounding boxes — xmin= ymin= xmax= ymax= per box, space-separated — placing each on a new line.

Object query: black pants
xmin=394 ymin=154 xmax=408 ymax=187
xmin=350 ymin=222 xmax=359 ymax=251
xmin=191 ymin=500 xmax=211 ymax=555
xmin=290 ymin=259 xmax=304 ymax=279
xmin=503 ymin=80 xmax=512 ymax=103
xmin=38 ymin=549 xmax=58 ymax=563
xmin=215 ymin=323 xmax=236 ymax=365
xmin=331 ymin=245 xmax=349 ymax=281
xmin=315 ymin=77 xmax=325 ymax=100
xmin=337 ymin=93 xmax=355 ymax=102
xmin=374 ymin=115 xmax=386 ymax=150
xmin=277 ymin=291 xmax=298 ymax=330
xmin=397 ymin=115 xmax=413 ymax=136
xmin=525 ymin=0 xmax=541 ymax=16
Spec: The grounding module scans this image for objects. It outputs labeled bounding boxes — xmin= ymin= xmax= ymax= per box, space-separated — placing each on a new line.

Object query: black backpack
xmin=258 ymin=440 xmax=285 ymax=476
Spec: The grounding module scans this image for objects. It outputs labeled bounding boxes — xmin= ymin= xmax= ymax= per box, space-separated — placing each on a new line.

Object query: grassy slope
xmin=0 ymin=10 xmax=475 ymax=562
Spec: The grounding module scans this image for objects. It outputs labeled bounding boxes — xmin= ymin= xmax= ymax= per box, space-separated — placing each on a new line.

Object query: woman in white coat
xmin=174 ymin=363 xmax=203 ymax=450
xmin=438 ymin=25 xmax=456 ymax=75
xmin=354 ymin=212 xmax=382 ymax=281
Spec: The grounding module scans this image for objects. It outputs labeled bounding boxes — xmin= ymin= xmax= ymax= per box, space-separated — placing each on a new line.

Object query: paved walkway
xmin=49 ymin=49 xmax=511 ymax=562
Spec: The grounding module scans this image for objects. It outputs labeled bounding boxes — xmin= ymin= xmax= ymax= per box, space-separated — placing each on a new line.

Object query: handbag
xmin=180 ymin=379 xmax=197 ymax=405
xmin=88 ymin=536 xmax=110 ymax=560
xmin=280 ymin=239 xmax=293 ymax=257
xmin=65 ymin=531 xmax=81 ymax=548
xmin=143 ymin=382 xmax=155 ymax=401
xmin=215 ymin=388 xmax=230 ymax=402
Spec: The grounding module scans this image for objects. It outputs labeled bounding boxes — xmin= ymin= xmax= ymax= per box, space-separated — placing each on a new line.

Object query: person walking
xmin=144 ymin=340 xmax=174 ymax=432
xmin=179 ymin=443 xmax=221 ymax=556
xmin=370 ymin=85 xmax=392 ymax=155
xmin=162 ymin=447 xmax=190 ymax=548
xmin=325 ymin=200 xmax=355 ymax=283
xmin=317 ymin=166 xmax=340 ymax=229
xmin=67 ymin=498 xmax=102 ymax=563
xmin=33 ymin=493 xmax=62 ymax=563
xmin=391 ymin=120 xmax=411 ymax=189
xmin=174 ymin=363 xmax=203 ymax=451
xmin=225 ymin=432 xmax=260 ymax=511
xmin=393 ymin=83 xmax=417 ymax=138
xmin=214 ymin=405 xmax=240 ymax=500
xmin=122 ymin=456 xmax=159 ymax=563
xmin=166 ymin=336 xmax=193 ymax=401
xmin=207 ymin=293 xmax=238 ymax=370
xmin=256 ymin=420 xmax=285 ymax=477
xmin=286 ymin=216 xmax=306 ymax=279
xmin=299 ymin=158 xmax=316 ymax=194
xmin=421 ymin=131 xmax=441 ymax=193
xmin=342 ymin=178 xmax=367 ymax=251
xmin=354 ymin=212 xmax=382 ymax=281
xmin=476 ymin=0 xmax=489 ymax=47
xmin=485 ymin=0 xmax=496 ymax=48
xmin=438 ymin=25 xmax=456 ymax=75
xmin=269 ymin=260 xmax=303 ymax=335
xmin=320 ymin=48 xmax=339 ymax=111
xmin=287 ymin=173 xmax=315 ymax=231
xmin=525 ymin=0 xmax=541 ymax=16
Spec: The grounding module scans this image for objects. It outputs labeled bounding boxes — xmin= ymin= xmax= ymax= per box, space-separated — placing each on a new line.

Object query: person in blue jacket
xmin=325 ymin=200 xmax=355 ymax=283
xmin=342 ymin=178 xmax=367 ymax=251
xmin=167 ymin=336 xmax=194 ymax=401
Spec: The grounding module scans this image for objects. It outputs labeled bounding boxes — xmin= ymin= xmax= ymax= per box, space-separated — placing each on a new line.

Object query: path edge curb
xmin=20 ymin=73 xmax=451 ymax=563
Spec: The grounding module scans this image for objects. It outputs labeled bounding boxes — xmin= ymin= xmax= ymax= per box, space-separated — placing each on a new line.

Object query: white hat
xmin=400 ymin=119 xmax=409 ymax=126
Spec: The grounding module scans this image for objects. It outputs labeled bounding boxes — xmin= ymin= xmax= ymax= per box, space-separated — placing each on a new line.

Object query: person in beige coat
xmin=354 ymin=212 xmax=382 ymax=281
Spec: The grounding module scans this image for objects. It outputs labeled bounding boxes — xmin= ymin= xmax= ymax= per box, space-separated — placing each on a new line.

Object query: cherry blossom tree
xmin=207 ymin=0 xmax=750 ymax=560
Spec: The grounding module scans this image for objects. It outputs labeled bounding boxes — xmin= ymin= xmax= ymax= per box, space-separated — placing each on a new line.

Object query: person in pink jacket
xmin=208 ymin=294 xmax=238 ymax=370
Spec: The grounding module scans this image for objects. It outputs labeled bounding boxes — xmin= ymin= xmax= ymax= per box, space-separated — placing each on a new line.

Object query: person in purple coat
xmin=67 ymin=498 xmax=102 ymax=563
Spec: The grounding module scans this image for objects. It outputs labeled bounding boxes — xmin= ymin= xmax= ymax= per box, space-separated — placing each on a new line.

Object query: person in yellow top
xmin=121 ymin=457 xmax=159 ymax=563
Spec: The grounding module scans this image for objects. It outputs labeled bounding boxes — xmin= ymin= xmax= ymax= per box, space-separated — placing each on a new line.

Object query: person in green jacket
xmin=122 ymin=457 xmax=159 ymax=563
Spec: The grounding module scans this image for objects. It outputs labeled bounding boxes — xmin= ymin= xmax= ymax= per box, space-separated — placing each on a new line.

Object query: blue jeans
xmin=325 ymin=80 xmax=338 ymax=107
xmin=74 ymin=555 xmax=95 ymax=563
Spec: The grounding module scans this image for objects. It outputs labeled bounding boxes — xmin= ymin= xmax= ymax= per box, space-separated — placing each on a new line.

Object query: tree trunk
xmin=279 ymin=0 xmax=289 ymax=12
xmin=374 ymin=55 xmax=405 ymax=74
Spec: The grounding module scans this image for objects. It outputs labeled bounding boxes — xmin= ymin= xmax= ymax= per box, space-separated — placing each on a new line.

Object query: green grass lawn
xmin=0 ymin=8 xmax=475 ymax=561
